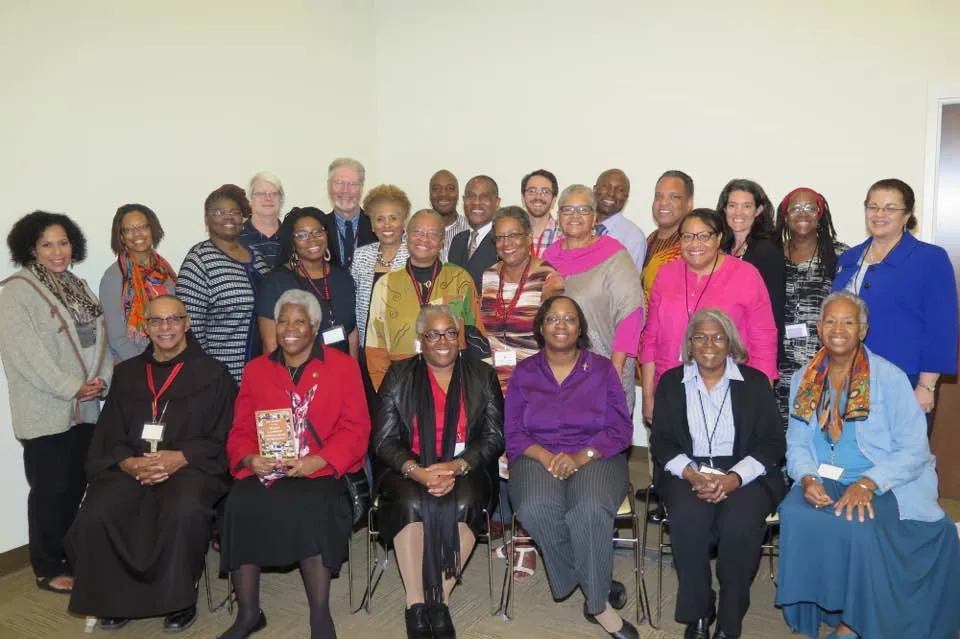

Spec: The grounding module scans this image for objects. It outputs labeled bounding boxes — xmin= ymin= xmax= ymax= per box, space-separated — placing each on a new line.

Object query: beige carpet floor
xmin=0 ymin=451 xmax=955 ymax=638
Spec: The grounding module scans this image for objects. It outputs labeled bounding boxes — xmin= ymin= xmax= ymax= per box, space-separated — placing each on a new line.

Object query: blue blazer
xmin=833 ymin=232 xmax=958 ymax=381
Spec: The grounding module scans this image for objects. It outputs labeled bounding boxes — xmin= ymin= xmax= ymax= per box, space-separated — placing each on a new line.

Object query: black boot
xmin=427 ymin=602 xmax=456 ymax=639
xmin=404 ymin=604 xmax=432 ymax=639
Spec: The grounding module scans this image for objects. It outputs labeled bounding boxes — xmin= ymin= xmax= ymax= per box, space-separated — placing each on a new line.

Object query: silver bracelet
xmin=402 ymin=462 xmax=420 ymax=479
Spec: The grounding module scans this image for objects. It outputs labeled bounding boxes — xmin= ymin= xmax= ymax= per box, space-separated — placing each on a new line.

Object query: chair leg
xmin=347 ymin=527 xmax=354 ymax=612
xmin=203 ymin=551 xmax=214 ymax=613
xmin=656 ymin=520 xmax=665 ymax=629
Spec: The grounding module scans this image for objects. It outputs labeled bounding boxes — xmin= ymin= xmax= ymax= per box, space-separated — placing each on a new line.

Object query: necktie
xmin=595 ymin=223 xmax=608 ymax=237
xmin=343 ymin=220 xmax=355 ymax=267
xmin=467 ymin=230 xmax=479 ymax=260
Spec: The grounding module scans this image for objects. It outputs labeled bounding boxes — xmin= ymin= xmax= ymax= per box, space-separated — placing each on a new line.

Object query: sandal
xmin=495 ymin=543 xmax=535 ymax=582
xmin=36 ymin=575 xmax=73 ymax=594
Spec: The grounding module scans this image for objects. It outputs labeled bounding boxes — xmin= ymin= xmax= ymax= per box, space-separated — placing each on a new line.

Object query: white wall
xmin=1 ymin=0 xmax=958 ymax=552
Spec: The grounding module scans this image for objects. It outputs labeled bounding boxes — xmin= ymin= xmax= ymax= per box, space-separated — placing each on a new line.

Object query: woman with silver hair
xmin=218 ymin=288 xmax=370 ymax=639
xmin=371 ymin=303 xmax=504 ymax=639
xmin=650 ymin=308 xmax=786 ymax=639
xmin=240 ymin=171 xmax=286 ymax=268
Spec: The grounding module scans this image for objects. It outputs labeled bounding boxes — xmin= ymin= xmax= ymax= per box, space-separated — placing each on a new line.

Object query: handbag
xmin=345 ymin=467 xmax=371 ymax=526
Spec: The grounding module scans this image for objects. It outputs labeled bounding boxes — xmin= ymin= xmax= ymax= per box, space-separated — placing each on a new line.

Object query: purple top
xmin=504 ymin=349 xmax=633 ymax=463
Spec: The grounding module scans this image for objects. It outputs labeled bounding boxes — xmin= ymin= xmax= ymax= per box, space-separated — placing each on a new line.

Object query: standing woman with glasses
xmin=257 ymin=206 xmax=358 ymax=358
xmin=100 ymin=204 xmax=177 ymax=363
xmin=773 ymin=188 xmax=848 ymax=423
xmin=366 ymin=209 xmax=487 ymax=392
xmin=239 ymin=171 xmax=285 ymax=268
xmin=833 ymin=179 xmax=958 ymax=419
xmin=542 ymin=185 xmax=645 ymax=412
xmin=640 ymin=209 xmax=777 ymax=424
xmin=177 ymin=184 xmax=270 ymax=384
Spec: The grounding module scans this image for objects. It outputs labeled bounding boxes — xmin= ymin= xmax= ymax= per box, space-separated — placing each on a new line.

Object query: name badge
xmin=414 ymin=339 xmax=421 ymax=354
xmin=493 ymin=349 xmax=517 ymax=367
xmin=699 ymin=465 xmax=726 ymax=476
xmin=454 ymin=442 xmax=465 ymax=456
xmin=141 ymin=422 xmax=165 ymax=442
xmin=785 ymin=323 xmax=809 ymax=339
xmin=498 ymin=454 xmax=509 ymax=480
xmin=817 ymin=463 xmax=844 ymax=481
xmin=322 ymin=325 xmax=346 ymax=345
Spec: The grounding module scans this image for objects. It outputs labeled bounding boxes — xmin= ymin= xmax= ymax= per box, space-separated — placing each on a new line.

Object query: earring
xmin=289 ymin=250 xmax=301 ymax=268
xmin=324 ymin=249 xmax=332 ymax=262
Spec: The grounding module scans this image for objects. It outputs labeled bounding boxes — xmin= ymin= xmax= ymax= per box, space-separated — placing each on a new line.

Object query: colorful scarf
xmin=642 ymin=232 xmax=682 ymax=297
xmin=260 ymin=384 xmax=318 ymax=487
xmin=791 ymin=346 xmax=870 ymax=441
xmin=119 ymin=250 xmax=176 ymax=339
xmin=29 ymin=262 xmax=103 ymax=325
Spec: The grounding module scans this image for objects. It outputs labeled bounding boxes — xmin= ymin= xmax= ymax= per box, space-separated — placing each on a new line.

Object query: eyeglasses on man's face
xmin=147 ymin=314 xmax=188 ymax=328
xmin=524 ymin=187 xmax=554 ymax=197
xmin=421 ymin=328 xmax=459 ymax=343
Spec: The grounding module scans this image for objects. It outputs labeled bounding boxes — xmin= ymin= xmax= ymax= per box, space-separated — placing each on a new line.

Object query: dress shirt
xmin=442 ymin=214 xmax=471 ymax=260
xmin=504 ymin=350 xmax=633 ymax=463
xmin=665 ymin=358 xmax=765 ymax=486
xmin=531 ymin=217 xmax=562 ymax=258
xmin=599 ymin=212 xmax=647 ymax=274
xmin=334 ymin=211 xmax=361 ymax=263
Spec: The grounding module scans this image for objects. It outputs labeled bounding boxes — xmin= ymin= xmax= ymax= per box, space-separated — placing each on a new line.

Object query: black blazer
xmin=742 ymin=238 xmax=786 ymax=363
xmin=649 ymin=363 xmax=787 ymax=505
xmin=321 ymin=210 xmax=377 ymax=269
xmin=447 ymin=229 xmax=498 ymax=292
xmin=371 ymin=357 xmax=505 ymax=484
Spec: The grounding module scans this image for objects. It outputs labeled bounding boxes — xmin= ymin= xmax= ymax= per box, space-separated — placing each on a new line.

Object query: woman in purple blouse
xmin=505 ymin=295 xmax=637 ymax=639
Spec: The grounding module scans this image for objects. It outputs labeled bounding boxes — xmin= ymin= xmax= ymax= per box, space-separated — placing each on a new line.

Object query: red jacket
xmin=227 ymin=348 xmax=370 ymax=479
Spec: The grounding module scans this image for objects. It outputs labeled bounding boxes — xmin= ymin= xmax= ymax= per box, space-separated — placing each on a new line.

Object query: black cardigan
xmin=742 ymin=238 xmax=786 ymax=363
xmin=649 ymin=363 xmax=787 ymax=505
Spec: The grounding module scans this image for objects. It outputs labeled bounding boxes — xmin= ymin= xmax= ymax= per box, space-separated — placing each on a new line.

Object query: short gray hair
xmin=407 ymin=208 xmax=444 ymax=231
xmin=415 ymin=303 xmax=461 ymax=335
xmin=820 ymin=291 xmax=869 ymax=325
xmin=557 ymin=184 xmax=596 ymax=210
xmin=274 ymin=289 xmax=323 ymax=328
xmin=681 ymin=308 xmax=748 ymax=365
xmin=327 ymin=157 xmax=366 ymax=184
xmin=248 ymin=171 xmax=285 ymax=208
xmin=493 ymin=206 xmax=532 ymax=234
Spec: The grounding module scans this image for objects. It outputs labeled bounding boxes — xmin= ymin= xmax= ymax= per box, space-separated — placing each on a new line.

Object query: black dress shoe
xmin=404 ymin=604 xmax=432 ymax=639
xmin=163 ymin=605 xmax=197 ymax=633
xmin=583 ymin=579 xmax=630 ymax=621
xmin=582 ymin=612 xmax=640 ymax=639
xmin=99 ymin=618 xmax=129 ymax=630
xmin=713 ymin=630 xmax=739 ymax=639
xmin=427 ymin=602 xmax=456 ymax=639
xmin=647 ymin=504 xmax=667 ymax=524
xmin=684 ymin=617 xmax=713 ymax=639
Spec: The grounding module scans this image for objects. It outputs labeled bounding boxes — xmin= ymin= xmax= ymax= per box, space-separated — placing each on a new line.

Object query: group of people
xmin=1 ymin=159 xmax=958 ymax=639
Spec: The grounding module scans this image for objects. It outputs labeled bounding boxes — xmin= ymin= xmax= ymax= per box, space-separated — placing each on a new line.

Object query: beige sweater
xmin=0 ymin=268 xmax=112 ymax=440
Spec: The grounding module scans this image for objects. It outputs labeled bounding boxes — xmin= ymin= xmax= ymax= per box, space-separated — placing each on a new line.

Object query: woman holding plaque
xmin=372 ymin=304 xmax=504 ymax=639
xmin=218 ymin=289 xmax=370 ymax=639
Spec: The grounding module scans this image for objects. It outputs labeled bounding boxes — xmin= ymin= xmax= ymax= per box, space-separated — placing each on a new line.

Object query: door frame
xmin=920 ymin=87 xmax=960 ymax=241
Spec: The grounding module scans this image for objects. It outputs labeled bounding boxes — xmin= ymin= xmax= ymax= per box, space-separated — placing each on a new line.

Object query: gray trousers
xmin=509 ymin=454 xmax=629 ymax=614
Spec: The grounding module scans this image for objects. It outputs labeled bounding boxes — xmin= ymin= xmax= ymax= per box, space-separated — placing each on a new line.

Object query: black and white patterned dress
xmin=176 ymin=240 xmax=269 ymax=383
xmin=776 ymin=241 xmax=849 ymax=423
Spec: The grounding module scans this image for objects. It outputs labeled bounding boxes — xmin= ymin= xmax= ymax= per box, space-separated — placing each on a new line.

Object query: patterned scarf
xmin=261 ymin=384 xmax=318 ymax=487
xmin=29 ymin=262 xmax=103 ymax=325
xmin=119 ymin=250 xmax=177 ymax=339
xmin=791 ymin=345 xmax=870 ymax=441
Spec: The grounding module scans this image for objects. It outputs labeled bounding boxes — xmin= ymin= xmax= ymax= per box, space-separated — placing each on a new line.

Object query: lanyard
xmin=146 ymin=362 xmax=185 ymax=422
xmin=684 ymin=253 xmax=719 ymax=319
xmin=297 ymin=263 xmax=331 ymax=301
xmin=406 ymin=259 xmax=440 ymax=307
xmin=697 ymin=383 xmax=729 ymax=466
xmin=495 ymin=258 xmax=532 ymax=322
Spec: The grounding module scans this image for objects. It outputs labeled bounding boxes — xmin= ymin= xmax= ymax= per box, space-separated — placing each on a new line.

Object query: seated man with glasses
xmin=66 ymin=295 xmax=236 ymax=633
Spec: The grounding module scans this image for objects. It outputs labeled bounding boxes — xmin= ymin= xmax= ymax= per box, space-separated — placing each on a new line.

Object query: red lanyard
xmin=146 ymin=362 xmax=185 ymax=421
xmin=406 ymin=259 xmax=440 ymax=307
xmin=298 ymin=263 xmax=331 ymax=300
xmin=495 ymin=258 xmax=532 ymax=321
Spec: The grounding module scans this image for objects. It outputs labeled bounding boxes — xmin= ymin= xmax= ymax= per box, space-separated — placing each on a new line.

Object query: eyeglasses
xmin=558 ymin=205 xmax=594 ymax=217
xmin=690 ymin=334 xmax=728 ymax=346
xmin=421 ymin=328 xmax=459 ymax=343
xmin=209 ymin=208 xmax=242 ymax=218
xmin=679 ymin=231 xmax=716 ymax=243
xmin=494 ymin=231 xmax=528 ymax=243
xmin=292 ymin=228 xmax=326 ymax=242
xmin=409 ymin=229 xmax=443 ymax=241
xmin=524 ymin=187 xmax=554 ymax=197
xmin=147 ymin=314 xmax=188 ymax=327
xmin=331 ymin=179 xmax=362 ymax=190
xmin=120 ymin=223 xmax=150 ymax=236
xmin=786 ymin=204 xmax=820 ymax=216
xmin=252 ymin=190 xmax=280 ymax=199
xmin=544 ymin=314 xmax=578 ymax=325
xmin=864 ymin=204 xmax=907 ymax=216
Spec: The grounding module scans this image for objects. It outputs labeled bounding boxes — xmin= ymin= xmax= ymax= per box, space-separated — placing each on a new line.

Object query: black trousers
xmin=21 ymin=423 xmax=93 ymax=579
xmin=660 ymin=471 xmax=774 ymax=636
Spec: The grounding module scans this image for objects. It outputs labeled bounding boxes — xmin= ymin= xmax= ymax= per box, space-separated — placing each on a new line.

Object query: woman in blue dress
xmin=776 ymin=291 xmax=960 ymax=639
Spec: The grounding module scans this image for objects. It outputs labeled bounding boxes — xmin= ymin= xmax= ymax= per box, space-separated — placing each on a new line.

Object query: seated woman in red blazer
xmin=217 ymin=289 xmax=370 ymax=639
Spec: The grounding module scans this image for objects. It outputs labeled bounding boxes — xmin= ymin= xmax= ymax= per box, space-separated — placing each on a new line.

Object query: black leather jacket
xmin=371 ymin=356 xmax=504 ymax=482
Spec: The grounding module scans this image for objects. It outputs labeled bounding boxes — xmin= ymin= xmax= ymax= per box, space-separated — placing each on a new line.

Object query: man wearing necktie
xmin=449 ymin=175 xmax=501 ymax=292
xmin=321 ymin=157 xmax=376 ymax=269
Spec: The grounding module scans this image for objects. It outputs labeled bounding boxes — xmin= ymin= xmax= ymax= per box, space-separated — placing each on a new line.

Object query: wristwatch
xmin=584 ymin=449 xmax=597 ymax=462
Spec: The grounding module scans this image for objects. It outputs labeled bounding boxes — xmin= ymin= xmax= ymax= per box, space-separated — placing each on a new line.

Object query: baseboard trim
xmin=0 ymin=545 xmax=30 ymax=577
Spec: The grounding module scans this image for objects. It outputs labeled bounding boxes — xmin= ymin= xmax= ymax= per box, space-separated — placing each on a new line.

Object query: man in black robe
xmin=66 ymin=295 xmax=235 ymax=632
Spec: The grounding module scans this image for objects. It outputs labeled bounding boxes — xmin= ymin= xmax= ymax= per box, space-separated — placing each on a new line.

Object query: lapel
xmin=468 ymin=233 xmax=497 ymax=267
xmin=459 ymin=360 xmax=484 ymax=435
xmin=357 ymin=212 xmax=376 ymax=245
xmin=449 ymin=232 xmax=467 ymax=265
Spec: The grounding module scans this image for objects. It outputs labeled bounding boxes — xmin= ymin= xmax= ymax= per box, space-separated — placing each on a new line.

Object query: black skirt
xmin=220 ymin=475 xmax=352 ymax=575
xmin=375 ymin=468 xmax=495 ymax=547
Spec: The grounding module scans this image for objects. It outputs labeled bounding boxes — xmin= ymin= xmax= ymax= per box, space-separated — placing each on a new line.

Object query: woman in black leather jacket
xmin=371 ymin=303 xmax=504 ymax=639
